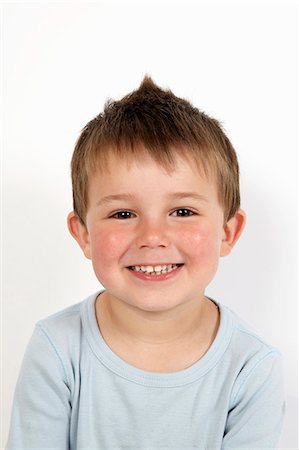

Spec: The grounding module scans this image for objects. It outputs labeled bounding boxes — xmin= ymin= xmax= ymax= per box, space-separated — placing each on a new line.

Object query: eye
xmin=171 ymin=208 xmax=195 ymax=217
xmin=110 ymin=211 xmax=136 ymax=219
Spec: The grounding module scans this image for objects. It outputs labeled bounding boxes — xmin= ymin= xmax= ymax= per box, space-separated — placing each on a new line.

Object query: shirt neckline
xmin=82 ymin=290 xmax=233 ymax=387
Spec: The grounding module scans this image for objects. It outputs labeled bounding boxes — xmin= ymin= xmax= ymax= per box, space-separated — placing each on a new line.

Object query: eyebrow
xmin=97 ymin=192 xmax=208 ymax=206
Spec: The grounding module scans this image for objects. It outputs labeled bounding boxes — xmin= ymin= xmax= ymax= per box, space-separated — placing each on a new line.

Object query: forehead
xmin=88 ymin=149 xmax=219 ymax=201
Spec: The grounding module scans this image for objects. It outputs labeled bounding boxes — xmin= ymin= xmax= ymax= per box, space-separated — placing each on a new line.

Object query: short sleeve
xmin=6 ymin=325 xmax=71 ymax=450
xmin=222 ymin=351 xmax=286 ymax=449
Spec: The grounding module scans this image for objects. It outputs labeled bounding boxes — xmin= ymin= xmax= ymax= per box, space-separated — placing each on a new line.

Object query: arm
xmin=222 ymin=351 xmax=286 ymax=449
xmin=6 ymin=325 xmax=71 ymax=450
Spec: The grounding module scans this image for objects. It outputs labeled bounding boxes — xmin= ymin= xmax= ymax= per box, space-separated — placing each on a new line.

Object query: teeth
xmin=131 ymin=264 xmax=180 ymax=274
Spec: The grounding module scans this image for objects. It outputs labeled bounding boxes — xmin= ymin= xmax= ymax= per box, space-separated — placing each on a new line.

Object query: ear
xmin=220 ymin=209 xmax=246 ymax=257
xmin=67 ymin=212 xmax=92 ymax=260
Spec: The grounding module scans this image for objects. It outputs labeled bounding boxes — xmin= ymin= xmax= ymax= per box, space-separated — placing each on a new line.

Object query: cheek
xmin=179 ymin=224 xmax=221 ymax=261
xmin=90 ymin=227 xmax=129 ymax=263
xmin=89 ymin=227 xmax=130 ymax=287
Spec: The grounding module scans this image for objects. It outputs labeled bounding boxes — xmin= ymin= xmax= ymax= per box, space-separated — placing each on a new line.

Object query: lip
xmin=126 ymin=264 xmax=184 ymax=282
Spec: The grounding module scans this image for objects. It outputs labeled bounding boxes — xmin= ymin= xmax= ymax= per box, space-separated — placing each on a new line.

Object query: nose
xmin=135 ymin=219 xmax=170 ymax=249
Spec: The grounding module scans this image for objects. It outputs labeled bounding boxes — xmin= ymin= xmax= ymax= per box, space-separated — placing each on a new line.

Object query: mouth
xmin=127 ymin=263 xmax=184 ymax=275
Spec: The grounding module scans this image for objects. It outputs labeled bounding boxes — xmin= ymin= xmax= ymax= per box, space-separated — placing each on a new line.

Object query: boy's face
xmin=69 ymin=150 xmax=244 ymax=313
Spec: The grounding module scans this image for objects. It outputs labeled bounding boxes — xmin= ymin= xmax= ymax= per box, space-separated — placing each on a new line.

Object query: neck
xmin=96 ymin=291 xmax=218 ymax=348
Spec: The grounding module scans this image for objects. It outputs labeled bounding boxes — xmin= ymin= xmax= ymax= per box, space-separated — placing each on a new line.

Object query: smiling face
xmin=68 ymin=149 xmax=245 ymax=314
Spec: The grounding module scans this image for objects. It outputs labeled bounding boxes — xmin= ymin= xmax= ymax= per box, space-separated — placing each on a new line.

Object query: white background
xmin=1 ymin=1 xmax=298 ymax=447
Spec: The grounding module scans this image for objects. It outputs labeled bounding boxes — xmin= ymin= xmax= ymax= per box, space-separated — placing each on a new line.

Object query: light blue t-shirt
xmin=6 ymin=290 xmax=285 ymax=449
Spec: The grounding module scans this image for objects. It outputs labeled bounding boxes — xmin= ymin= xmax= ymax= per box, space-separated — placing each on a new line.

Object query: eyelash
xmin=110 ymin=209 xmax=196 ymax=219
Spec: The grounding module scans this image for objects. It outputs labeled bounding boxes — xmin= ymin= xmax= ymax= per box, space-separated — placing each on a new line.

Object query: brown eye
xmin=111 ymin=211 xmax=135 ymax=219
xmin=172 ymin=209 xmax=194 ymax=217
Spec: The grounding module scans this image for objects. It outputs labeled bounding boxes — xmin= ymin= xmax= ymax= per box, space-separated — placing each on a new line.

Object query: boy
xmin=6 ymin=76 xmax=285 ymax=449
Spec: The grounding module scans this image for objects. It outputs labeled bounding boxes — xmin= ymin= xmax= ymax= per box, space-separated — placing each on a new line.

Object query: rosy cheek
xmin=179 ymin=224 xmax=218 ymax=258
xmin=90 ymin=227 xmax=128 ymax=262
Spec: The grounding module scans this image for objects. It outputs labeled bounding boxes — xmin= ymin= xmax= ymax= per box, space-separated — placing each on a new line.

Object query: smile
xmin=128 ymin=264 xmax=183 ymax=275
xmin=127 ymin=264 xmax=184 ymax=282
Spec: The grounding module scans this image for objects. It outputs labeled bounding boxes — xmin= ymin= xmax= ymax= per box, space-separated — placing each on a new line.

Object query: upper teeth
xmin=131 ymin=264 xmax=179 ymax=274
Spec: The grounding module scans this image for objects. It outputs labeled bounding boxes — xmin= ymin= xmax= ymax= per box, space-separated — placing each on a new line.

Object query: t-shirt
xmin=6 ymin=290 xmax=285 ymax=449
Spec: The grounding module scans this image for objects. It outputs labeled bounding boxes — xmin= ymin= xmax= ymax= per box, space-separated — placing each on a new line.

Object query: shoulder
xmin=222 ymin=304 xmax=281 ymax=357
xmin=36 ymin=300 xmax=83 ymax=345
xmin=37 ymin=300 xmax=83 ymax=332
xmin=21 ymin=292 xmax=99 ymax=389
xmin=33 ymin=292 xmax=98 ymax=360
xmin=218 ymin=303 xmax=284 ymax=402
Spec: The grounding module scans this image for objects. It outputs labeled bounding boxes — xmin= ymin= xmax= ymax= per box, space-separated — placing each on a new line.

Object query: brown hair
xmin=71 ymin=75 xmax=240 ymax=225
